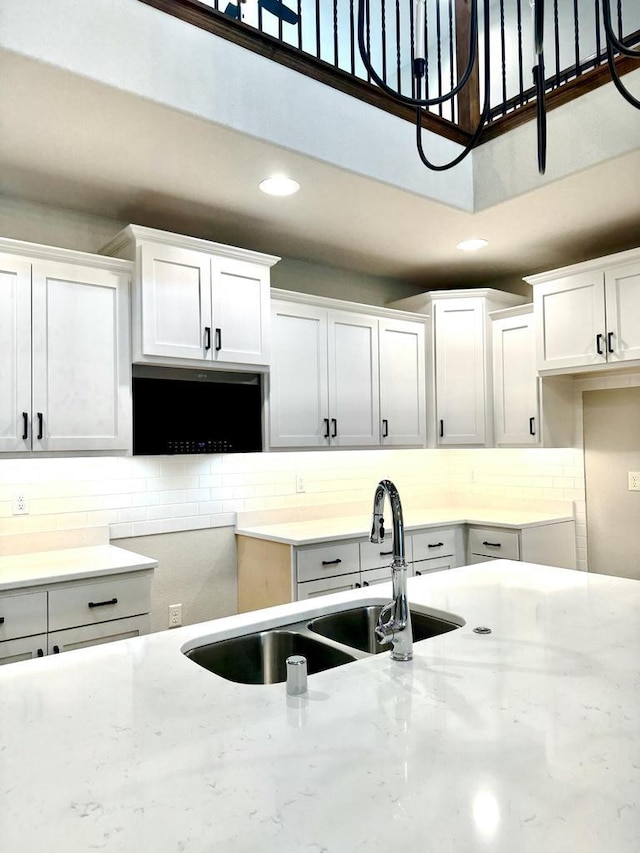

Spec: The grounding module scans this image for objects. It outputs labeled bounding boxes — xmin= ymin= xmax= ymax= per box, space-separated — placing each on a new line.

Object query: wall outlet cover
xmin=628 ymin=472 xmax=640 ymax=491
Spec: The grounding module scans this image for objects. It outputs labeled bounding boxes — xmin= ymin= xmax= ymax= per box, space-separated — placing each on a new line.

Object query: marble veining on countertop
xmin=235 ymin=505 xmax=575 ymax=545
xmin=0 ymin=561 xmax=637 ymax=852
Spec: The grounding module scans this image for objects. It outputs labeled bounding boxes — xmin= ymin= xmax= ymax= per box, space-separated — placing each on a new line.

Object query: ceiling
xmin=1 ymin=48 xmax=639 ymax=292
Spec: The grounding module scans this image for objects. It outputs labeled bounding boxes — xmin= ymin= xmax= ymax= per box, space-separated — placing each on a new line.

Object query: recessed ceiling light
xmin=259 ymin=175 xmax=300 ymax=196
xmin=456 ymin=238 xmax=489 ymax=252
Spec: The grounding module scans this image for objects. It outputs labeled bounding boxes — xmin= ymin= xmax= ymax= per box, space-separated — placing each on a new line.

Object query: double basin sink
xmin=183 ymin=603 xmax=464 ymax=684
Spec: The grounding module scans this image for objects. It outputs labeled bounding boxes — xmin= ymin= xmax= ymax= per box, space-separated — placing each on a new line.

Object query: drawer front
xmin=359 ymin=538 xmax=400 ymax=571
xmin=48 ymin=615 xmax=150 ymax=654
xmin=296 ymin=542 xmax=360 ymax=583
xmin=48 ymin=573 xmax=152 ymax=632
xmin=296 ymin=575 xmax=361 ymax=600
xmin=413 ymin=556 xmax=455 ymax=576
xmin=411 ymin=528 xmax=457 ymax=561
xmin=0 ymin=634 xmax=48 ymax=665
xmin=0 ymin=591 xmax=47 ymax=642
xmin=360 ymin=566 xmax=393 ymax=587
xmin=468 ymin=528 xmax=520 ymax=560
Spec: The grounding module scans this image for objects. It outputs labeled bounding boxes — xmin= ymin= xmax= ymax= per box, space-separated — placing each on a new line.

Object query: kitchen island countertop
xmin=1 ymin=560 xmax=638 ymax=852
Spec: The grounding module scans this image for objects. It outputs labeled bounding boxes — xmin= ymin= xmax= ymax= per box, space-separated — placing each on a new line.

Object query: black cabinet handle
xmin=482 ymin=541 xmax=501 ymax=548
xmin=382 ymin=419 xmax=389 ymax=438
xmin=88 ymin=597 xmax=118 ymax=609
xmin=321 ymin=558 xmax=342 ymax=566
xmin=415 ymin=570 xmax=422 ymax=576
xmin=380 ymin=550 xmax=393 ymax=556
xmin=37 ymin=648 xmax=44 ymax=657
xmin=0 ymin=617 xmax=4 ymax=625
xmin=22 ymin=412 xmax=28 ymax=440
xmin=428 ymin=542 xmax=444 ymax=549
xmin=37 ymin=412 xmax=43 ymax=440
xmin=215 ymin=328 xmax=222 ymax=351
xmin=331 ymin=418 xmax=337 ymax=438
xmin=439 ymin=419 xmax=444 ymax=438
xmin=204 ymin=326 xmax=211 ymax=350
xmin=362 ymin=580 xmax=370 ymax=587
xmin=323 ymin=418 xmax=330 ymax=439
xmin=607 ymin=331 xmax=614 ymax=353
xmin=529 ymin=416 xmax=536 ymax=436
xmin=596 ymin=333 xmax=605 ymax=355
xmin=53 ymin=645 xmax=60 ymax=654
xmin=354 ymin=582 xmax=361 ymax=589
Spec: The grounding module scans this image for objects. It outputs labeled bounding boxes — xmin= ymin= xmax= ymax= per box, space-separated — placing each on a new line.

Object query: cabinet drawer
xmin=359 ymin=537 xmax=401 ymax=570
xmin=411 ymin=528 xmax=457 ymax=561
xmin=468 ymin=528 xmax=520 ymax=560
xmin=0 ymin=591 xmax=47 ymax=641
xmin=296 ymin=542 xmax=360 ymax=583
xmin=48 ymin=573 xmax=152 ymax=632
xmin=0 ymin=634 xmax=47 ymax=665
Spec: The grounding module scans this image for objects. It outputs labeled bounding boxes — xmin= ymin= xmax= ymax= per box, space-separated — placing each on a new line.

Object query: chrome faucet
xmin=370 ymin=479 xmax=413 ymax=661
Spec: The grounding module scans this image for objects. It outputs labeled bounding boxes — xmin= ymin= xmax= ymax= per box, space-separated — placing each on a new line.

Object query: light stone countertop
xmin=235 ymin=506 xmax=575 ymax=545
xmin=0 ymin=528 xmax=157 ymax=590
xmin=0 ymin=561 xmax=638 ymax=852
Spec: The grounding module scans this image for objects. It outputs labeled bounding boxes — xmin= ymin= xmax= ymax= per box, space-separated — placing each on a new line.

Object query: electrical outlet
xmin=168 ymin=603 xmax=182 ymax=628
xmin=12 ymin=493 xmax=29 ymax=515
xmin=628 ymin=472 xmax=640 ymax=491
xmin=296 ymin=475 xmax=305 ymax=493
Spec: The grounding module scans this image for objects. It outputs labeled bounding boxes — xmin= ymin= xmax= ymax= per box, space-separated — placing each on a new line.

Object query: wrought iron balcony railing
xmin=141 ymin=0 xmax=639 ymax=148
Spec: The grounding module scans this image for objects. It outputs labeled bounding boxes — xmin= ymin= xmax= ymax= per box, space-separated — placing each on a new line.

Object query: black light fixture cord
xmin=414 ymin=0 xmax=492 ymax=171
xmin=357 ymin=0 xmax=479 ymax=108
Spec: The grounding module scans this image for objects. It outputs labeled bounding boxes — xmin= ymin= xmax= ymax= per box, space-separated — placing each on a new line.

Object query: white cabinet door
xmin=0 ymin=254 xmax=31 ymax=452
xmin=379 ymin=317 xmax=426 ymax=446
xmin=269 ymin=301 xmax=329 ymax=447
xmin=534 ymin=270 xmax=607 ymax=371
xmin=0 ymin=634 xmax=47 ymax=666
xmin=434 ymin=299 xmax=486 ymax=445
xmin=47 ymin=615 xmax=150 ymax=654
xmin=493 ymin=313 xmax=539 ymax=446
xmin=604 ymin=261 xmax=640 ymax=363
xmin=31 ymin=260 xmax=130 ymax=451
xmin=139 ymin=242 xmax=212 ymax=360
xmin=212 ymin=258 xmax=270 ymax=365
xmin=328 ymin=311 xmax=380 ymax=446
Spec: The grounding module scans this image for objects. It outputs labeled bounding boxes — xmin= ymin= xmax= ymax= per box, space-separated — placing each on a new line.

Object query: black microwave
xmin=132 ymin=366 xmax=263 ymax=455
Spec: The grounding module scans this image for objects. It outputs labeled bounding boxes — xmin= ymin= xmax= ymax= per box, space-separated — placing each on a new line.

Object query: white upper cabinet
xmin=269 ymin=301 xmax=329 ymax=447
xmin=528 ymin=249 xmax=640 ymax=374
xmin=492 ymin=308 xmax=538 ymax=446
xmin=0 ymin=241 xmax=131 ymax=454
xmin=268 ymin=292 xmax=427 ymax=449
xmin=378 ymin=317 xmax=426 ymax=446
xmin=102 ymin=225 xmax=279 ymax=370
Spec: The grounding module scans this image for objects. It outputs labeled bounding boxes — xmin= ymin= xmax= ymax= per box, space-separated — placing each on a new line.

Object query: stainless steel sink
xmin=184 ymin=629 xmax=357 ymax=684
xmin=183 ymin=601 xmax=464 ymax=683
xmin=307 ymin=605 xmax=461 ymax=654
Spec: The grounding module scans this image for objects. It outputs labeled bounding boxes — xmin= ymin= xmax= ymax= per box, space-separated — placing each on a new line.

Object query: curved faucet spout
xmin=370 ymin=480 xmax=413 ymax=661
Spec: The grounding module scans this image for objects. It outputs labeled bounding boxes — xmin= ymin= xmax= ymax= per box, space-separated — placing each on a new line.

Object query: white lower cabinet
xmin=0 ymin=570 xmax=153 ymax=666
xmin=467 ymin=522 xmax=576 ymax=568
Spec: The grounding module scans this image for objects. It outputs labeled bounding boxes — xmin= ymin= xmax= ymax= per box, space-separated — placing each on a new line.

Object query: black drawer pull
xmin=415 ymin=570 xmax=422 ymax=576
xmin=607 ymin=331 xmax=614 ymax=353
xmin=354 ymin=582 xmax=361 ymax=589
xmin=379 ymin=550 xmax=393 ymax=556
xmin=88 ymin=597 xmax=118 ymax=608
xmin=331 ymin=418 xmax=337 ymax=438
xmin=321 ymin=559 xmax=342 ymax=566
xmin=427 ymin=542 xmax=444 ymax=549
xmin=382 ymin=419 xmax=389 ymax=438
xmin=215 ymin=327 xmax=222 ymax=351
xmin=22 ymin=412 xmax=28 ymax=440
xmin=362 ymin=581 xmax=370 ymax=587
xmin=439 ymin=419 xmax=444 ymax=438
xmin=323 ymin=418 xmax=330 ymax=439
xmin=529 ymin=416 xmax=536 ymax=436
xmin=0 ymin=616 xmax=4 ymax=625
xmin=53 ymin=645 xmax=60 ymax=654
xmin=37 ymin=412 xmax=43 ymax=440
xmin=37 ymin=648 xmax=44 ymax=657
xmin=596 ymin=333 xmax=605 ymax=355
xmin=482 ymin=541 xmax=501 ymax=548
xmin=204 ymin=326 xmax=211 ymax=350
